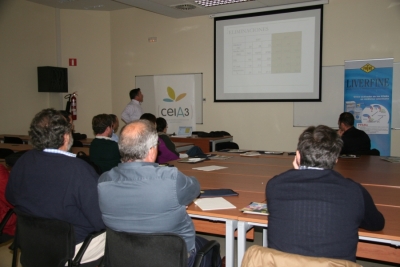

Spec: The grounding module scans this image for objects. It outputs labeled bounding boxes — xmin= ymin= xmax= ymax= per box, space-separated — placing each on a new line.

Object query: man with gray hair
xmin=98 ymin=120 xmax=221 ymax=267
xmin=6 ymin=108 xmax=105 ymax=266
xmin=266 ymin=125 xmax=384 ymax=262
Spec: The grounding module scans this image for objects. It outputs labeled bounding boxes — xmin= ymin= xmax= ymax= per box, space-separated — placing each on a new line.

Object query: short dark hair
xmin=29 ymin=108 xmax=72 ymax=150
xmin=92 ymin=114 xmax=113 ymax=135
xmin=119 ymin=120 xmax=158 ymax=162
xmin=339 ymin=112 xmax=354 ymax=127
xmin=140 ymin=113 xmax=156 ymax=124
xmin=129 ymin=88 xmax=141 ymax=100
xmin=156 ymin=117 xmax=167 ymax=132
xmin=297 ymin=125 xmax=343 ymax=169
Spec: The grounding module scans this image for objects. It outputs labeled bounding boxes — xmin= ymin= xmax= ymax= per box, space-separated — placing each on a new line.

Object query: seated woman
xmin=156 ymin=117 xmax=180 ymax=164
xmin=156 ymin=117 xmax=206 ymax=164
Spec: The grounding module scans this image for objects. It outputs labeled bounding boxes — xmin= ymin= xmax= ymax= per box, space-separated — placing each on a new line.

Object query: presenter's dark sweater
xmin=341 ymin=127 xmax=371 ymax=155
xmin=266 ymin=169 xmax=384 ymax=262
xmin=6 ymin=150 xmax=105 ymax=243
xmin=90 ymin=138 xmax=121 ymax=173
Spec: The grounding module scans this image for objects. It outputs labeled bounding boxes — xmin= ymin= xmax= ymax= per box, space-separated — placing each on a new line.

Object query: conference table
xmin=173 ymin=152 xmax=400 ymax=267
xmin=1 ymin=133 xmax=230 ymax=153
xmin=0 ymin=138 xmax=194 ymax=155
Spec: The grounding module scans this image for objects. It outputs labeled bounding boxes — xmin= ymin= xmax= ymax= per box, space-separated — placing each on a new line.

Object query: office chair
xmin=0 ymin=148 xmax=14 ymax=159
xmin=367 ymin=148 xmax=380 ymax=156
xmin=104 ymin=228 xmax=220 ymax=267
xmin=12 ymin=210 xmax=105 ymax=267
xmin=0 ymin=208 xmax=15 ymax=243
xmin=240 ymin=246 xmax=361 ymax=267
xmin=4 ymin=137 xmax=23 ymax=144
xmin=215 ymin=142 xmax=239 ymax=151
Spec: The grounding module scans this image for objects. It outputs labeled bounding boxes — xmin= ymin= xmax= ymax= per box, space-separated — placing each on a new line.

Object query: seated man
xmin=109 ymin=114 xmax=120 ymax=142
xmin=266 ymin=125 xmax=384 ymax=262
xmin=90 ymin=114 xmax=121 ymax=173
xmin=338 ymin=112 xmax=371 ymax=154
xmin=6 ymin=108 xmax=105 ymax=266
xmin=98 ymin=120 xmax=220 ymax=267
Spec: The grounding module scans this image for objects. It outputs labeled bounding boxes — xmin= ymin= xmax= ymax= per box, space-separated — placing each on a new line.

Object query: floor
xmin=1 ymin=229 xmax=398 ymax=267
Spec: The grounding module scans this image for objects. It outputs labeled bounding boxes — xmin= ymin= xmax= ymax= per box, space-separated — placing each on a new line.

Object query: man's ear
xmin=60 ymin=133 xmax=70 ymax=151
xmin=146 ymin=145 xmax=158 ymax=163
xmin=296 ymin=150 xmax=300 ymax=162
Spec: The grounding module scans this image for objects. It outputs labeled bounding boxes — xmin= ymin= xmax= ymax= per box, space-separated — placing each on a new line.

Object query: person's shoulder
xmin=269 ymin=169 xmax=297 ymax=180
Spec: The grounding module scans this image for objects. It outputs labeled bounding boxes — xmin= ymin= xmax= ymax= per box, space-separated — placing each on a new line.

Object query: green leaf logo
xmin=163 ymin=86 xmax=186 ymax=102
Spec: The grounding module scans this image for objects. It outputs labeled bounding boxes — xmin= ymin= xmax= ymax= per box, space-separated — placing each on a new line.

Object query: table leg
xmin=225 ymin=219 xmax=238 ymax=267
xmin=237 ymin=221 xmax=253 ymax=267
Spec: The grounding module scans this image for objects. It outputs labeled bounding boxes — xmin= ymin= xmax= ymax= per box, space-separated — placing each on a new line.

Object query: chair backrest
xmin=215 ymin=142 xmax=239 ymax=151
xmin=13 ymin=210 xmax=75 ymax=267
xmin=4 ymin=137 xmax=23 ymax=144
xmin=0 ymin=148 xmax=14 ymax=159
xmin=76 ymin=151 xmax=103 ymax=175
xmin=72 ymin=140 xmax=83 ymax=147
xmin=368 ymin=148 xmax=380 ymax=156
xmin=241 ymin=246 xmax=362 ymax=267
xmin=0 ymin=209 xmax=14 ymax=239
xmin=105 ymin=228 xmax=187 ymax=267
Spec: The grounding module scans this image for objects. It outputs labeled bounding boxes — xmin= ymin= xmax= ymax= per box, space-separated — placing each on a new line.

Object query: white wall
xmin=110 ymin=0 xmax=400 ymax=154
xmin=60 ymin=9 xmax=112 ymax=136
xmin=1 ymin=0 xmax=400 ymax=155
xmin=0 ymin=0 xmax=57 ymax=133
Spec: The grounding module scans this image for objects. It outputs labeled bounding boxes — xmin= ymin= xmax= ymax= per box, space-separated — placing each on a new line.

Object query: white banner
xmin=154 ymin=74 xmax=196 ymax=134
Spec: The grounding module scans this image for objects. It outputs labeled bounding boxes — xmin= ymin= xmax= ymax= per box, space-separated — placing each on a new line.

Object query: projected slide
xmin=215 ymin=5 xmax=322 ymax=102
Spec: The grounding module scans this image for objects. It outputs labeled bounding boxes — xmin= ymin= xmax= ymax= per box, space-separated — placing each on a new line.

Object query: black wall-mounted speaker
xmin=37 ymin=66 xmax=68 ymax=93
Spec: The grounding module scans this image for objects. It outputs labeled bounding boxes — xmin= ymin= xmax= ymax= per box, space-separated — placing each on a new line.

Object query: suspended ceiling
xmin=26 ymin=0 xmax=327 ymax=18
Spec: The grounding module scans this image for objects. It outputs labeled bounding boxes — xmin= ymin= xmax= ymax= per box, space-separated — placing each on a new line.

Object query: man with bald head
xmin=97 ymin=120 xmax=220 ymax=267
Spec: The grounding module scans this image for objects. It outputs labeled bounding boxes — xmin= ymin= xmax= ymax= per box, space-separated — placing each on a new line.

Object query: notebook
xmin=173 ymin=126 xmax=193 ymax=137
xmin=194 ymin=197 xmax=236 ymax=211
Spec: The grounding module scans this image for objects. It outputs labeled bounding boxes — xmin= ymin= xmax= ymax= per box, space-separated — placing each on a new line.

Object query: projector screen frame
xmin=214 ymin=5 xmax=323 ymax=102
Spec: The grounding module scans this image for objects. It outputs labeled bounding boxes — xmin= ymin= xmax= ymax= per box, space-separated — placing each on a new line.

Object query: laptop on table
xmin=173 ymin=126 xmax=193 ymax=138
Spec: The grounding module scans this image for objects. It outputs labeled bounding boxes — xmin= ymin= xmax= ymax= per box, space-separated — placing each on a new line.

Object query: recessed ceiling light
xmin=194 ymin=0 xmax=254 ymax=7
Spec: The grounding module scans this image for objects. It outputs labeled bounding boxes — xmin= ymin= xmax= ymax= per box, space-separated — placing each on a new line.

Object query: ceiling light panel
xmin=194 ymin=0 xmax=255 ymax=7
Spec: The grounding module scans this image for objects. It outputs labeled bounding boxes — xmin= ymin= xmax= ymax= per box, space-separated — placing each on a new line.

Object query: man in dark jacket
xmin=90 ymin=114 xmax=121 ymax=173
xmin=266 ymin=125 xmax=384 ymax=262
xmin=6 ymin=109 xmax=105 ymax=266
xmin=338 ymin=112 xmax=371 ymax=155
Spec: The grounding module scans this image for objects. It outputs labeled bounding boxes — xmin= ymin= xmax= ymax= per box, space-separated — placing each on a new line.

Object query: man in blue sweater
xmin=266 ymin=125 xmax=384 ymax=262
xmin=6 ymin=108 xmax=105 ymax=266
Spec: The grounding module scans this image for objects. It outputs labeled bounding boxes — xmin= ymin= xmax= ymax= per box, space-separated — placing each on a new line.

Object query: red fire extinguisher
xmin=64 ymin=92 xmax=78 ymax=120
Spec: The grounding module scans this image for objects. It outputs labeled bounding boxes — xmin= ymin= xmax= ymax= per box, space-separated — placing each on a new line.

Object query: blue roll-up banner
xmin=344 ymin=58 xmax=393 ymax=156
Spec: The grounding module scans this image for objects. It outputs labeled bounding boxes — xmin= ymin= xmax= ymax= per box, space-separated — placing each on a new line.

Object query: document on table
xmin=192 ymin=165 xmax=228 ymax=171
xmin=194 ymin=197 xmax=236 ymax=211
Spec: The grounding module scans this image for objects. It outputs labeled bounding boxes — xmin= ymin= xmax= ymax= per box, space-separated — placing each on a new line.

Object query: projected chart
xmin=232 ymin=32 xmax=301 ymax=76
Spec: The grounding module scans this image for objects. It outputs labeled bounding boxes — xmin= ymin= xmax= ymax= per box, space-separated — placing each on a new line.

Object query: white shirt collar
xmin=95 ymin=136 xmax=112 ymax=140
xmin=43 ymin=148 xmax=76 ymax=158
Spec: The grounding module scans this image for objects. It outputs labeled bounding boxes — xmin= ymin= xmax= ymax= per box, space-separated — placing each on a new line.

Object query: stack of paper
xmin=192 ymin=165 xmax=228 ymax=171
xmin=240 ymin=152 xmax=261 ymax=157
xmin=208 ymin=155 xmax=233 ymax=160
xmin=194 ymin=197 xmax=236 ymax=211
